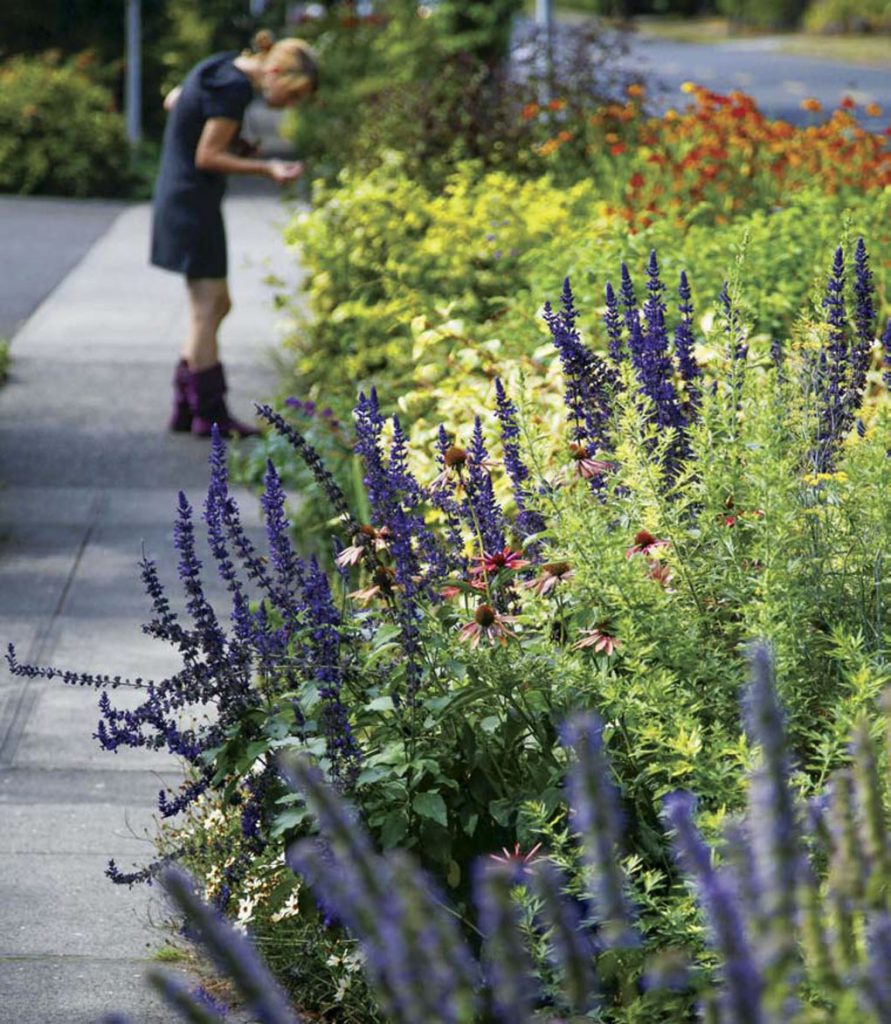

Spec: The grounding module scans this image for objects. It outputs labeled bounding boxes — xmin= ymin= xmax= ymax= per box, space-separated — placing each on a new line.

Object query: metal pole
xmin=125 ymin=0 xmax=142 ymax=146
xmin=534 ymin=0 xmax=553 ymax=35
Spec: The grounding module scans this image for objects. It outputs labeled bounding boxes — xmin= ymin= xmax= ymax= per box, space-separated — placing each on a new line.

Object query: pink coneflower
xmin=625 ymin=529 xmax=669 ymax=558
xmin=471 ymin=546 xmax=530 ymax=576
xmin=349 ymin=566 xmax=399 ymax=605
xmin=569 ymin=443 xmax=614 ymax=481
xmin=489 ymin=841 xmax=543 ymax=866
xmin=430 ymin=445 xmax=469 ymax=490
xmin=335 ymin=524 xmax=391 ymax=568
xmin=647 ymin=561 xmax=675 ymax=591
xmin=572 ymin=626 xmax=621 ymax=655
xmin=525 ymin=560 xmax=575 ymax=597
xmin=458 ymin=604 xmax=518 ymax=649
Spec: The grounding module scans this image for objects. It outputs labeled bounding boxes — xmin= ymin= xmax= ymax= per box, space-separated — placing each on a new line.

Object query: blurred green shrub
xmin=0 ymin=52 xmax=137 ymax=197
xmin=803 ymin=0 xmax=891 ymax=32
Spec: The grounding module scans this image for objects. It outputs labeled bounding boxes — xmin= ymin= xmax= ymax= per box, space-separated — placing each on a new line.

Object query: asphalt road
xmin=623 ymin=32 xmax=891 ymax=123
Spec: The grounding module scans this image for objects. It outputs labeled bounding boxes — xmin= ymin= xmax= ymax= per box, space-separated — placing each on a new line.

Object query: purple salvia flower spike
xmin=473 ymin=861 xmax=536 ymax=1024
xmin=604 ymin=281 xmax=624 ymax=364
xmin=261 ymin=458 xmax=307 ymax=609
xmin=494 ymin=378 xmax=545 ymax=542
xmin=850 ymin=238 xmax=875 ymax=411
xmin=530 ymin=858 xmax=599 ymax=1012
xmin=145 ymin=968 xmax=228 ymax=1023
xmin=620 ymin=262 xmax=644 ymax=370
xmin=467 ymin=416 xmax=506 ymax=556
xmin=742 ymin=643 xmax=799 ymax=978
xmin=881 ymin=319 xmax=891 ymax=392
xmin=563 ymin=714 xmax=638 ymax=948
xmin=637 ymin=251 xmax=684 ymax=437
xmin=256 ymin=403 xmax=354 ymax=529
xmin=813 ymin=246 xmax=850 ymax=472
xmin=160 ymin=867 xmax=303 ymax=1024
xmin=663 ymin=792 xmax=764 ymax=1024
xmin=300 ymin=559 xmax=361 ymax=782
xmin=674 ymin=270 xmax=701 ymax=415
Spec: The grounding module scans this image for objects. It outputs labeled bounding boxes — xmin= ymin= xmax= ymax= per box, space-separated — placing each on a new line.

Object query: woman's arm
xmin=195 ymin=118 xmax=303 ymax=183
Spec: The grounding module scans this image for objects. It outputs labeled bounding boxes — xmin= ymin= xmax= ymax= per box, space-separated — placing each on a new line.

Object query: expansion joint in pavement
xmin=0 ymin=491 xmax=107 ymax=767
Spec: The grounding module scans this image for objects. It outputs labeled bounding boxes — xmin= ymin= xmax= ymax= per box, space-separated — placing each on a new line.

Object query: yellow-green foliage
xmin=276 ymin=163 xmax=890 ymax=508
xmin=0 ymin=53 xmax=134 ymax=197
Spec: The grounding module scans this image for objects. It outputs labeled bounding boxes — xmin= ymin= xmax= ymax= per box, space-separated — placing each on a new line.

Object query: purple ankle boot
xmin=185 ymin=363 xmax=260 ymax=439
xmin=168 ymin=359 xmax=193 ymax=433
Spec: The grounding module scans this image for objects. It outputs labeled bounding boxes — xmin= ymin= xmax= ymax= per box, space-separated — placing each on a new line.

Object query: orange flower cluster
xmin=529 ymin=82 xmax=890 ymax=230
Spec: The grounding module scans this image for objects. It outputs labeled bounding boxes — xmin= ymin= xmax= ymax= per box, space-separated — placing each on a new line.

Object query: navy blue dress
xmin=150 ymin=53 xmax=253 ymax=279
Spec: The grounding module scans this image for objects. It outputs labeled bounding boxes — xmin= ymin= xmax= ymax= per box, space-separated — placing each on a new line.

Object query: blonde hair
xmin=265 ymin=38 xmax=319 ymax=96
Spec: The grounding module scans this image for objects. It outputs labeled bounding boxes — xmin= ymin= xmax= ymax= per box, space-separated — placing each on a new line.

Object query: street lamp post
xmin=125 ymin=0 xmax=142 ymax=146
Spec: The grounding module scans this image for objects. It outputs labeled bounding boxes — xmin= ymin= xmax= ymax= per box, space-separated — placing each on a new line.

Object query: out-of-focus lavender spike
xmin=160 ymin=867 xmax=302 ymax=1024
xmin=474 ymin=861 xmax=536 ymax=1024
xmin=286 ymin=838 xmax=402 ymax=1019
xmin=796 ymin=854 xmax=836 ymax=989
xmin=604 ymin=282 xmax=625 ymax=364
xmin=664 ymin=791 xmax=764 ymax=1024
xmin=721 ymin=820 xmax=761 ymax=936
xmin=145 ymin=967 xmax=228 ymax=1023
xmin=826 ymin=769 xmax=859 ymax=974
xmin=827 ymin=768 xmax=863 ymax=901
xmin=743 ymin=644 xmax=799 ymax=975
xmin=863 ymin=912 xmax=891 ymax=1019
xmin=387 ymin=850 xmax=480 ymax=1023
xmin=851 ymin=720 xmax=889 ymax=906
xmin=530 ymin=858 xmax=599 ymax=1012
xmin=563 ymin=714 xmax=638 ymax=948
xmin=281 ymin=755 xmax=386 ymax=904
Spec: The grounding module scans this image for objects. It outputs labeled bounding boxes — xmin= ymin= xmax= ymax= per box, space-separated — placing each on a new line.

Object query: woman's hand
xmin=266 ymin=159 xmax=304 ymax=185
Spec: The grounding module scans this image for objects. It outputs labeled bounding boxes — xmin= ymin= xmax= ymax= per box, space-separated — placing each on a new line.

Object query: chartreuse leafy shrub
xmin=12 ymin=241 xmax=891 ymax=1019
xmin=273 ymin=169 xmax=890 ymax=467
xmin=0 ymin=52 xmax=136 ymax=197
xmin=112 ymin=649 xmax=891 ymax=1023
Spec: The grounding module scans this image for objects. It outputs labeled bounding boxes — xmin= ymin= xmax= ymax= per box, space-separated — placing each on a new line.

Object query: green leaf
xmin=412 ymin=791 xmax=449 ymax=828
xmin=270 ymin=806 xmax=312 ymax=838
xmin=367 ymin=695 xmax=396 ymax=712
xmin=380 ymin=809 xmax=409 ymax=848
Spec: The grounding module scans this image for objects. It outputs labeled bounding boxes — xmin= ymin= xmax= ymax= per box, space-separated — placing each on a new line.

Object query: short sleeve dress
xmin=150 ymin=53 xmax=253 ymax=280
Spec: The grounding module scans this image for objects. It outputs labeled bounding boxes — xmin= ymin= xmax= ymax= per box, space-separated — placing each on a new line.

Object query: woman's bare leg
xmin=183 ymin=278 xmax=232 ymax=370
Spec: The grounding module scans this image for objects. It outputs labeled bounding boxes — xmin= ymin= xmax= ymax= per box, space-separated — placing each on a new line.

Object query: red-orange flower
xmin=801 ymin=97 xmax=823 ymax=113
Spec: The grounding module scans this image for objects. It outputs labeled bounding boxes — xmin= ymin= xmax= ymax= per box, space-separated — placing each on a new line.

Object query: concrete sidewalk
xmin=0 ymin=187 xmax=302 ymax=1023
